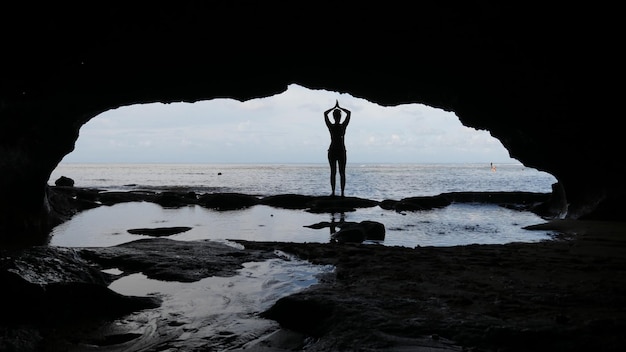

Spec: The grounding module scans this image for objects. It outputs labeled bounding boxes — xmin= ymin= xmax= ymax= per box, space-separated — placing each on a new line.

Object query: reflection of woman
xmin=324 ymin=100 xmax=351 ymax=197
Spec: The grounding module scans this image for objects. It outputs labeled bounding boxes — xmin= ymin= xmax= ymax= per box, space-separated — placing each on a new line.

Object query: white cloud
xmin=236 ymin=120 xmax=252 ymax=131
xmin=62 ymin=84 xmax=519 ymax=164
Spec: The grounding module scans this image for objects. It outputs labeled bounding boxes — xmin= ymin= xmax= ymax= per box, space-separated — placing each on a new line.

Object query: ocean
xmin=48 ymin=163 xmax=559 ymax=248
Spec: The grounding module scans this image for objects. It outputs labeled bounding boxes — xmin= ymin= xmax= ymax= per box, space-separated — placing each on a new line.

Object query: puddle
xmin=50 ymin=202 xmax=553 ymax=248
xmin=72 ymin=251 xmax=334 ymax=351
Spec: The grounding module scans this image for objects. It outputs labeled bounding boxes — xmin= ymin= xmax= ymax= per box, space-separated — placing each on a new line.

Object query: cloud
xmin=62 ymin=84 xmax=518 ymax=164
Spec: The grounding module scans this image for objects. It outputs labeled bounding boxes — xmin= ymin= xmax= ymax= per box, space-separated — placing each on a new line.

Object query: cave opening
xmin=45 ymin=84 xmax=561 ymax=247
xmin=54 ymin=84 xmax=518 ymax=165
xmin=47 ymin=86 xmax=560 ymax=249
xmin=47 ymin=84 xmax=558 ymax=220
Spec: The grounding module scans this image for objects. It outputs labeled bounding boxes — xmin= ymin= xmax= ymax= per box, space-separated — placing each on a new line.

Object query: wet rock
xmin=332 ymin=225 xmax=366 ymax=243
xmin=303 ymin=221 xmax=333 ymax=230
xmin=241 ymin=234 xmax=626 ymax=352
xmin=54 ymin=176 xmax=74 ymax=187
xmin=98 ymin=191 xmax=156 ymax=205
xmin=307 ymin=196 xmax=379 ymax=213
xmin=260 ymin=194 xmax=317 ymax=209
xmin=261 ymin=295 xmax=335 ymax=337
xmin=441 ymin=191 xmax=550 ymax=207
xmin=154 ymin=191 xmax=198 ymax=207
xmin=383 ymin=194 xmax=452 ymax=211
xmin=127 ymin=226 xmax=192 ymax=237
xmin=360 ymin=220 xmax=386 ymax=241
xmin=0 ymin=245 xmax=160 ymax=324
xmin=198 ymin=192 xmax=260 ymax=210
xmin=381 ymin=192 xmax=552 ymax=212
xmin=261 ymin=194 xmax=379 ymax=213
xmin=79 ymin=238 xmax=278 ymax=282
xmin=332 ymin=220 xmax=386 ymax=243
xmin=47 ymin=186 xmax=102 ymax=218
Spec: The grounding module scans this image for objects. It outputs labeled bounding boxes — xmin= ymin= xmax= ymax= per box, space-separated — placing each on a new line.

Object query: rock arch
xmin=1 ymin=2 xmax=621 ymax=242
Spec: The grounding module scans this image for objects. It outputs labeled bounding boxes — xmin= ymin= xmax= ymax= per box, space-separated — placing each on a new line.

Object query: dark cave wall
xmin=1 ymin=2 xmax=621 ymax=242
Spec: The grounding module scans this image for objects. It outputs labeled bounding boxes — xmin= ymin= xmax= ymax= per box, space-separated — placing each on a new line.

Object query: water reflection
xmin=50 ymin=201 xmax=554 ymax=248
xmin=89 ymin=253 xmax=335 ymax=351
xmin=329 ymin=212 xmax=345 ymax=236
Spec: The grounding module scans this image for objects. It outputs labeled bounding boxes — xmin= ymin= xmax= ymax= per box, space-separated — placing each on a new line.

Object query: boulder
xmin=332 ymin=220 xmax=386 ymax=244
xmin=360 ymin=220 xmax=386 ymax=241
xmin=54 ymin=176 xmax=74 ymax=187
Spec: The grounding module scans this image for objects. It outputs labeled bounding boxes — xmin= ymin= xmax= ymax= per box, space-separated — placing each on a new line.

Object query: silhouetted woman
xmin=324 ymin=100 xmax=351 ymax=197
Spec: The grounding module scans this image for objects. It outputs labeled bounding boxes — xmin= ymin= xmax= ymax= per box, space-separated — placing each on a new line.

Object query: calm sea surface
xmin=49 ymin=163 xmax=559 ymax=248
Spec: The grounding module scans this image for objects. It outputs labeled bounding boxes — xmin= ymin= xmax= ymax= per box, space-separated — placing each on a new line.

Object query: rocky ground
xmin=236 ymin=220 xmax=626 ymax=351
xmin=3 ymin=188 xmax=626 ymax=351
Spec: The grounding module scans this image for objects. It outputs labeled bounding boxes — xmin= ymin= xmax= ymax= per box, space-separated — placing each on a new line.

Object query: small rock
xmin=127 ymin=226 xmax=192 ymax=236
xmin=55 ymin=176 xmax=75 ymax=187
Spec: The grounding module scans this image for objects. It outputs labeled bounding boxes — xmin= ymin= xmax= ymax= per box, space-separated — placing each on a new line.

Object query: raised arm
xmin=338 ymin=106 xmax=351 ymax=126
xmin=324 ymin=105 xmax=334 ymax=127
xmin=325 ymin=100 xmax=339 ymax=127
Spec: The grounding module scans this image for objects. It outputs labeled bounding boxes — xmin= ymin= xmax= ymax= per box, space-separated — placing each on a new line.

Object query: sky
xmin=61 ymin=84 xmax=519 ymax=164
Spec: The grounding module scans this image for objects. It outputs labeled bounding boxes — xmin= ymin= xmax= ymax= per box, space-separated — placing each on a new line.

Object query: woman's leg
xmin=338 ymin=151 xmax=347 ymax=197
xmin=328 ymin=152 xmax=337 ymax=196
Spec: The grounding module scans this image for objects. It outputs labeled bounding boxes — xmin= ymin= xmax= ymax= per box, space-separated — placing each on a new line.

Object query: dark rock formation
xmin=358 ymin=220 xmax=386 ymax=241
xmin=381 ymin=194 xmax=452 ymax=211
xmin=262 ymin=295 xmax=335 ymax=338
xmin=79 ymin=238 xmax=279 ymax=283
xmin=127 ymin=226 xmax=192 ymax=237
xmin=308 ymin=196 xmax=380 ymax=214
xmin=331 ymin=220 xmax=386 ymax=243
xmin=260 ymin=194 xmax=379 ymax=213
xmin=4 ymin=227 xmax=626 ymax=351
xmin=240 ymin=233 xmax=626 ymax=352
xmin=52 ymin=186 xmax=553 ymax=221
xmin=198 ymin=192 xmax=260 ymax=210
xmin=54 ymin=176 xmax=74 ymax=187
xmin=260 ymin=194 xmax=318 ymax=209
xmin=379 ymin=191 xmax=551 ymax=214
xmin=0 ymin=2 xmax=621 ymax=242
xmin=153 ymin=191 xmax=198 ymax=208
xmin=98 ymin=191 xmax=157 ymax=206
xmin=0 ymin=245 xmax=161 ymax=324
xmin=0 ymin=238 xmax=287 ymax=351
